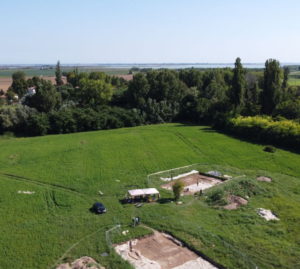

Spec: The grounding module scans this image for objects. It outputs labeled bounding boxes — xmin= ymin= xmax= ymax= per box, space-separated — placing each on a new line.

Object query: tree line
xmin=1 ymin=59 xmax=299 ymax=149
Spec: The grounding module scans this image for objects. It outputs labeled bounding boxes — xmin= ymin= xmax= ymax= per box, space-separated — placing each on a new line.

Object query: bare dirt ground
xmin=56 ymin=256 xmax=105 ymax=269
xmin=0 ymin=76 xmax=67 ymax=92
xmin=0 ymin=77 xmax=12 ymax=92
xmin=161 ymin=174 xmax=222 ymax=195
xmin=115 ymin=231 xmax=217 ymax=269
xmin=223 ymin=195 xmax=248 ymax=210
xmin=115 ymin=74 xmax=133 ymax=81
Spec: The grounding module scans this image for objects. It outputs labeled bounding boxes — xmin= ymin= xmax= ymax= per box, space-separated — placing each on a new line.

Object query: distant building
xmin=27 ymin=87 xmax=36 ymax=96
xmin=19 ymin=87 xmax=36 ymax=104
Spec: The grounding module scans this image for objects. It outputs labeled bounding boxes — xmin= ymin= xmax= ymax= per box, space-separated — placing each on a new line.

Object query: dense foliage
xmin=227 ymin=116 xmax=300 ymax=149
xmin=1 ymin=58 xmax=300 ymax=149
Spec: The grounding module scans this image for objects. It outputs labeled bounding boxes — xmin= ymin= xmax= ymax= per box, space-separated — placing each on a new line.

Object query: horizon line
xmin=1 ymin=62 xmax=300 ymax=67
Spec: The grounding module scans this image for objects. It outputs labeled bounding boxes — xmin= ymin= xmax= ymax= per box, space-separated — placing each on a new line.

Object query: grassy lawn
xmin=0 ymin=124 xmax=299 ymax=269
xmin=289 ymin=71 xmax=300 ymax=86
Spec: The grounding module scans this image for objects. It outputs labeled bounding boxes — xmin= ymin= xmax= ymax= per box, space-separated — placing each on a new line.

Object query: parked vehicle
xmin=92 ymin=202 xmax=107 ymax=214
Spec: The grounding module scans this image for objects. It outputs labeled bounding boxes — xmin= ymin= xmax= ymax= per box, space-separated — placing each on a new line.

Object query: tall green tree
xmin=78 ymin=78 xmax=113 ymax=107
xmin=55 ymin=61 xmax=64 ymax=86
xmin=262 ymin=59 xmax=283 ymax=114
xmin=230 ymin=57 xmax=246 ymax=111
xmin=127 ymin=73 xmax=150 ymax=107
xmin=282 ymin=66 xmax=290 ymax=89
xmin=9 ymin=71 xmax=28 ymax=97
xmin=26 ymin=80 xmax=61 ymax=112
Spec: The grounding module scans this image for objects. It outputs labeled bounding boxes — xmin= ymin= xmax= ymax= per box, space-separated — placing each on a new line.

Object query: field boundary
xmin=146 ymin=163 xmax=245 ymax=188
xmin=105 ymin=224 xmax=122 ymax=249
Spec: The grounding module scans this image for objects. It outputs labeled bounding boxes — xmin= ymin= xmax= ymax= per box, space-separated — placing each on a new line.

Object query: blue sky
xmin=1 ymin=0 xmax=299 ymax=64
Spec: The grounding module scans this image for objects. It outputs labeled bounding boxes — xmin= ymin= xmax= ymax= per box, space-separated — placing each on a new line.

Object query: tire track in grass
xmin=0 ymin=172 xmax=93 ymax=202
xmin=0 ymin=173 xmax=117 ymax=269
xmin=173 ymin=131 xmax=207 ymax=159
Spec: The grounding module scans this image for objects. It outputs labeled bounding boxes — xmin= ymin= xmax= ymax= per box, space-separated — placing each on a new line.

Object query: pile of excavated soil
xmin=161 ymin=173 xmax=222 ymax=195
xmin=257 ymin=176 xmax=272 ymax=182
xmin=56 ymin=256 xmax=104 ymax=269
xmin=114 ymin=231 xmax=217 ymax=269
xmin=223 ymin=195 xmax=248 ymax=210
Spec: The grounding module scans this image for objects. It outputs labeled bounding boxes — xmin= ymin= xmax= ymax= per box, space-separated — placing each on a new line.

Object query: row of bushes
xmin=226 ymin=116 xmax=300 ymax=150
xmin=0 ymin=105 xmax=144 ymax=136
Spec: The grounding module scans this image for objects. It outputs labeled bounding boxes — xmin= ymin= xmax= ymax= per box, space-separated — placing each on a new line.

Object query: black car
xmin=92 ymin=202 xmax=107 ymax=214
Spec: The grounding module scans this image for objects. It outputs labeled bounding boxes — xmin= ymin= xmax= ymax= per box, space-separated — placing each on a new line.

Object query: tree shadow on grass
xmin=157 ymin=198 xmax=174 ymax=204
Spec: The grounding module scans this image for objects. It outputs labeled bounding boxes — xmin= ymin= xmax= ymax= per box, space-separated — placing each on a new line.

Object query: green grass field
xmin=0 ymin=124 xmax=300 ymax=269
xmin=289 ymin=71 xmax=300 ymax=86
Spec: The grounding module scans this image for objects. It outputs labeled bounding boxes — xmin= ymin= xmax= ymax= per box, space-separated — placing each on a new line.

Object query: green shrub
xmin=172 ymin=180 xmax=185 ymax=201
xmin=207 ymin=189 xmax=227 ymax=205
xmin=228 ymin=116 xmax=300 ymax=150
xmin=206 ymin=179 xmax=266 ymax=206
xmin=264 ymin=145 xmax=276 ymax=153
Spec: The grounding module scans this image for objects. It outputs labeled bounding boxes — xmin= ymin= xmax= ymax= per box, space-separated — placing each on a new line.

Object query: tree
xmin=66 ymin=69 xmax=88 ymax=87
xmin=274 ymin=99 xmax=300 ymax=119
xmin=262 ymin=59 xmax=283 ymax=114
xmin=229 ymin=57 xmax=246 ymax=111
xmin=179 ymin=68 xmax=203 ymax=88
xmin=9 ymin=71 xmax=28 ymax=97
xmin=25 ymin=80 xmax=61 ymax=112
xmin=146 ymin=70 xmax=187 ymax=102
xmin=55 ymin=61 xmax=64 ymax=86
xmin=243 ymin=82 xmax=262 ymax=115
xmin=172 ymin=180 xmax=185 ymax=201
xmin=282 ymin=67 xmax=290 ymax=89
xmin=25 ymin=113 xmax=49 ymax=136
xmin=0 ymin=105 xmax=38 ymax=134
xmin=126 ymin=73 xmax=150 ymax=107
xmin=89 ymin=71 xmax=106 ymax=81
xmin=78 ymin=78 xmax=113 ymax=107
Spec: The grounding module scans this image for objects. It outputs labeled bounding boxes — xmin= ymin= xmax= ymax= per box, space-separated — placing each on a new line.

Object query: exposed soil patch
xmin=115 ymin=74 xmax=133 ymax=81
xmin=161 ymin=173 xmax=223 ymax=195
xmin=257 ymin=176 xmax=272 ymax=182
xmin=0 ymin=76 xmax=67 ymax=92
xmin=223 ymin=195 xmax=248 ymax=210
xmin=0 ymin=77 xmax=12 ymax=92
xmin=114 ymin=231 xmax=217 ymax=269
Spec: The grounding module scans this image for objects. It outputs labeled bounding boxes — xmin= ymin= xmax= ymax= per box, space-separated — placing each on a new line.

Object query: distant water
xmin=1 ymin=63 xmax=300 ymax=69
xmin=92 ymin=63 xmax=266 ymax=69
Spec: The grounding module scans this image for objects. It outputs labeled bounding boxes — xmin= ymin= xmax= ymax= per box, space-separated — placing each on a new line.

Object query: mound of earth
xmin=257 ymin=176 xmax=272 ymax=182
xmin=56 ymin=256 xmax=105 ymax=269
xmin=223 ymin=195 xmax=248 ymax=210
